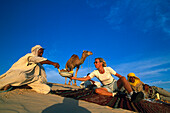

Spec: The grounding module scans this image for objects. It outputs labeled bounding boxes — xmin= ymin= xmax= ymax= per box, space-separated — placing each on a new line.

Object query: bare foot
xmin=3 ymin=84 xmax=11 ymax=91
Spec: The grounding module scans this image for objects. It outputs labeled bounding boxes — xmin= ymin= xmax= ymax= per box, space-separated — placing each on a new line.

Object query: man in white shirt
xmin=0 ymin=45 xmax=60 ymax=94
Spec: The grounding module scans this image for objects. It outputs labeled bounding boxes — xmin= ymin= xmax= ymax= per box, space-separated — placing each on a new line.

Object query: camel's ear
xmin=83 ymin=50 xmax=86 ymax=52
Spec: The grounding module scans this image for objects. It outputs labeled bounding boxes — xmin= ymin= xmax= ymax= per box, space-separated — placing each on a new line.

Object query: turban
xmin=31 ymin=45 xmax=44 ymax=56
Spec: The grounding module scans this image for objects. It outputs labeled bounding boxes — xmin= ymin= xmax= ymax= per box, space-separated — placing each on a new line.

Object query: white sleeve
xmin=108 ymin=67 xmax=117 ymax=75
xmin=88 ymin=71 xmax=96 ymax=79
xmin=28 ymin=56 xmax=47 ymax=64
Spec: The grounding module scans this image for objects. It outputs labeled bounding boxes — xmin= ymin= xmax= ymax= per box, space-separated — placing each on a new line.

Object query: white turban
xmin=31 ymin=45 xmax=44 ymax=56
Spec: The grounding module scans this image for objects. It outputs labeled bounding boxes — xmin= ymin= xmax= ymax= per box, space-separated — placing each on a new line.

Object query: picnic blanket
xmin=53 ymin=89 xmax=170 ymax=113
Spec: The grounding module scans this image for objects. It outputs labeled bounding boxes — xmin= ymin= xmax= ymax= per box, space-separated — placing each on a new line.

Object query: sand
xmin=0 ymin=83 xmax=134 ymax=113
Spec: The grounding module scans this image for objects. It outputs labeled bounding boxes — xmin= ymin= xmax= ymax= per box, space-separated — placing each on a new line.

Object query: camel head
xmin=83 ymin=50 xmax=93 ymax=56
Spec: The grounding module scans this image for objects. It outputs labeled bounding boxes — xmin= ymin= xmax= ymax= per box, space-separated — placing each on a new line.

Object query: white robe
xmin=0 ymin=53 xmax=51 ymax=94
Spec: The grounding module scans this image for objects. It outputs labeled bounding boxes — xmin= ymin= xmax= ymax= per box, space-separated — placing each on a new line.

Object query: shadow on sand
xmin=42 ymin=97 xmax=91 ymax=113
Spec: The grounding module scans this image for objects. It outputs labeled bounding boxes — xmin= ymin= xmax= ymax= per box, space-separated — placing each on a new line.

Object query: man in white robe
xmin=0 ymin=45 xmax=60 ymax=94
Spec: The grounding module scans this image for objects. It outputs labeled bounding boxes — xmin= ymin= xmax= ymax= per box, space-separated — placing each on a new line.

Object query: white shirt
xmin=89 ymin=67 xmax=116 ymax=85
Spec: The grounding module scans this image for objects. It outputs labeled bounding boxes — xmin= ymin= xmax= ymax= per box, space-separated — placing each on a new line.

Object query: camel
xmin=65 ymin=50 xmax=93 ymax=86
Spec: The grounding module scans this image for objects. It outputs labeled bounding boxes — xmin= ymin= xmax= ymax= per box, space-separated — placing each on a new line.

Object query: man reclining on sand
xmin=71 ymin=58 xmax=144 ymax=102
xmin=127 ymin=73 xmax=170 ymax=102
xmin=0 ymin=45 xmax=60 ymax=94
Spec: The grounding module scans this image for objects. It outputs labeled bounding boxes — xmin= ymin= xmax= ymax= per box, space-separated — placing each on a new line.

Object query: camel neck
xmin=79 ymin=54 xmax=88 ymax=64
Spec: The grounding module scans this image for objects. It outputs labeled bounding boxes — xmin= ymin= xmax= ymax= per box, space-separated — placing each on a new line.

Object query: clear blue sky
xmin=0 ymin=0 xmax=170 ymax=91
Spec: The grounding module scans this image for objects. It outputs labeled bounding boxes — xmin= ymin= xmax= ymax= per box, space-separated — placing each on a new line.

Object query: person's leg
xmin=95 ymin=87 xmax=113 ymax=96
xmin=117 ymin=76 xmax=144 ymax=102
xmin=117 ymin=76 xmax=133 ymax=94
xmin=0 ymin=71 xmax=26 ymax=90
xmin=3 ymin=84 xmax=11 ymax=91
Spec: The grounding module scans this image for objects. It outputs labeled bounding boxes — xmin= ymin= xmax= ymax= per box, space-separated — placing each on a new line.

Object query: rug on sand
xmin=53 ymin=89 xmax=170 ymax=113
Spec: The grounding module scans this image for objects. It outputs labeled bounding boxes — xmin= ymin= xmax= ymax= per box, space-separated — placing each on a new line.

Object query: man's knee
xmin=120 ymin=76 xmax=126 ymax=81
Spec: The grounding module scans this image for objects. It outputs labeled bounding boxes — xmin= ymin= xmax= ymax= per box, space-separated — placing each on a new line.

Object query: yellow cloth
xmin=127 ymin=73 xmax=141 ymax=87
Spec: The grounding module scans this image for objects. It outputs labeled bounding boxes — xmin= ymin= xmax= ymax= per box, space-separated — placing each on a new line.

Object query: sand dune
xmin=0 ymin=83 xmax=134 ymax=113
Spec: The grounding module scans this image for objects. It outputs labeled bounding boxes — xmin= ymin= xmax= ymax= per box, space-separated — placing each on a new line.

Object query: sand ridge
xmin=0 ymin=83 xmax=134 ymax=113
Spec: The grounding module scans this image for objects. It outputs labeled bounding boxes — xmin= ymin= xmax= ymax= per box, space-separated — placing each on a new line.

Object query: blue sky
xmin=0 ymin=0 xmax=170 ymax=91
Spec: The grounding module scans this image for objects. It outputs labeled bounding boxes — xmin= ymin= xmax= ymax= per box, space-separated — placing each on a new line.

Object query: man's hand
xmin=53 ymin=63 xmax=60 ymax=69
xmin=70 ymin=76 xmax=76 ymax=80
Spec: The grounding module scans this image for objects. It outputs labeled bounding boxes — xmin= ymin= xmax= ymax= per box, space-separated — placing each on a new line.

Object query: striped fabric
xmin=55 ymin=89 xmax=170 ymax=113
